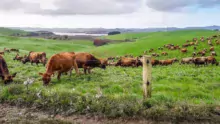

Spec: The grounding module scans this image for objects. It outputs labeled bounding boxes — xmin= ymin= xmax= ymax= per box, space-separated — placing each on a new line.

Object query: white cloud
xmin=146 ymin=0 xmax=220 ymax=12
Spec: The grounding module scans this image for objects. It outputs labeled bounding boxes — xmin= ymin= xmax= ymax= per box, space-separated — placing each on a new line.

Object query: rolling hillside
xmin=0 ymin=27 xmax=28 ymax=36
xmin=91 ymin=30 xmax=220 ymax=59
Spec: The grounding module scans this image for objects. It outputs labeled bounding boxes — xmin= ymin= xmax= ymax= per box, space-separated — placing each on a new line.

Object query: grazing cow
xmin=151 ymin=53 xmax=160 ymax=57
xmin=10 ymin=49 xmax=19 ymax=52
xmin=149 ymin=48 xmax=154 ymax=53
xmin=159 ymin=58 xmax=178 ymax=66
xmin=186 ymin=40 xmax=190 ymax=43
xmin=182 ymin=43 xmax=190 ymax=48
xmin=115 ymin=57 xmax=139 ymax=67
xmin=197 ymin=51 xmax=206 ymax=56
xmin=216 ymin=40 xmax=220 ymax=45
xmin=39 ymin=52 xmax=79 ymax=85
xmin=210 ymin=51 xmax=217 ymax=56
xmin=0 ymin=52 xmax=4 ymax=56
xmin=195 ymin=40 xmax=199 ymax=45
xmin=181 ymin=48 xmax=187 ymax=53
xmin=22 ymin=51 xmax=47 ymax=66
xmin=193 ymin=38 xmax=198 ymax=42
xmin=206 ymin=56 xmax=219 ymax=66
xmin=0 ymin=56 xmax=17 ymax=84
xmin=75 ymin=53 xmax=107 ymax=74
xmin=192 ymin=52 xmax=197 ymax=57
xmin=151 ymin=59 xmax=160 ymax=66
xmin=190 ymin=42 xmax=195 ymax=45
xmin=161 ymin=52 xmax=168 ymax=56
xmin=194 ymin=46 xmax=197 ymax=50
xmin=208 ymin=40 xmax=213 ymax=46
xmin=200 ymin=37 xmax=205 ymax=42
xmin=193 ymin=57 xmax=208 ymax=67
xmin=210 ymin=47 xmax=214 ymax=51
xmin=13 ymin=53 xmax=23 ymax=61
xmin=180 ymin=57 xmax=193 ymax=64
xmin=4 ymin=48 xmax=10 ymax=53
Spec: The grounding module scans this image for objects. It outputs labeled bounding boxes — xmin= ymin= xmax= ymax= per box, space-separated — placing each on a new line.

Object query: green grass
xmin=0 ymin=27 xmax=28 ymax=36
xmin=0 ymin=36 xmax=94 ymax=56
xmin=0 ymin=30 xmax=219 ymax=121
xmin=92 ymin=30 xmax=219 ymax=58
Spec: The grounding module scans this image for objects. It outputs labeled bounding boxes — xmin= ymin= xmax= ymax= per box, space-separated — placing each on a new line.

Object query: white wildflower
xmin=24 ymin=78 xmax=35 ymax=86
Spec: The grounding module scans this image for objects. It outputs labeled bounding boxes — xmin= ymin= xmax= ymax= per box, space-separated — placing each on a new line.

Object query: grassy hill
xmin=0 ymin=27 xmax=28 ymax=36
xmin=91 ymin=30 xmax=219 ymax=58
xmin=0 ymin=30 xmax=219 ymax=122
xmin=0 ymin=36 xmax=94 ymax=56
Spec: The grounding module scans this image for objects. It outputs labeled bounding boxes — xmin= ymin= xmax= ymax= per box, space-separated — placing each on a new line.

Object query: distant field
xmin=0 ymin=27 xmax=28 ymax=36
xmin=0 ymin=36 xmax=94 ymax=56
xmin=91 ymin=30 xmax=219 ymax=58
xmin=0 ymin=30 xmax=219 ymax=121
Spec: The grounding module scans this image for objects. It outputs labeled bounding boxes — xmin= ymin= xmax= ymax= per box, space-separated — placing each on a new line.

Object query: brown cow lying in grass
xmin=74 ymin=53 xmax=107 ymax=74
xmin=0 ymin=56 xmax=17 ymax=84
xmin=39 ymin=52 xmax=79 ymax=85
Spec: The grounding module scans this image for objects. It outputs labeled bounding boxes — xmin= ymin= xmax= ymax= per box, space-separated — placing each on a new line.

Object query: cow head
xmin=39 ymin=73 xmax=53 ymax=85
xmin=99 ymin=59 xmax=107 ymax=69
xmin=22 ymin=56 xmax=29 ymax=64
xmin=2 ymin=73 xmax=17 ymax=84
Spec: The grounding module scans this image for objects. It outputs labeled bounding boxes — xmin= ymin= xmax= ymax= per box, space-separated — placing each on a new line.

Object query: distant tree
xmin=214 ymin=29 xmax=219 ymax=31
xmin=108 ymin=31 xmax=121 ymax=35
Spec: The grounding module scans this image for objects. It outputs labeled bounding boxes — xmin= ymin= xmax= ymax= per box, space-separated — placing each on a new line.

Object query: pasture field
xmin=0 ymin=30 xmax=219 ymax=122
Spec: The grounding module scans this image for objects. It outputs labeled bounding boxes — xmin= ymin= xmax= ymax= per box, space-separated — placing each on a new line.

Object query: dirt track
xmin=0 ymin=104 xmax=218 ymax=124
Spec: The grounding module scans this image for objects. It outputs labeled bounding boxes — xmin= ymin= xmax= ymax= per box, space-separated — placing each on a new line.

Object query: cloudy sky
xmin=0 ymin=0 xmax=220 ymax=28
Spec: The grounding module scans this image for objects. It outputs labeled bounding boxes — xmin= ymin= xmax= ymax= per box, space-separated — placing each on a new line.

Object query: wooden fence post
xmin=143 ymin=55 xmax=152 ymax=100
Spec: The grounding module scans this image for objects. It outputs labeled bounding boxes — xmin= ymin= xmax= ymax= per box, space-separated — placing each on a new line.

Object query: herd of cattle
xmin=0 ymin=34 xmax=219 ymax=85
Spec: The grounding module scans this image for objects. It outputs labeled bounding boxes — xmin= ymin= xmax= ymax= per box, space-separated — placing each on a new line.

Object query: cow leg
xmin=88 ymin=67 xmax=93 ymax=74
xmin=57 ymin=72 xmax=62 ymax=80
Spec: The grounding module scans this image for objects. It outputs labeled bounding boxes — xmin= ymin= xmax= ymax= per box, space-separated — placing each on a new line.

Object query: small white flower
xmin=72 ymin=88 xmax=75 ymax=91
xmin=24 ymin=78 xmax=35 ymax=86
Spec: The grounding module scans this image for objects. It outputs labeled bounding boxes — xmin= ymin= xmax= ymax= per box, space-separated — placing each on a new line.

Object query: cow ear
xmin=39 ymin=73 xmax=44 ymax=76
xmin=12 ymin=73 xmax=17 ymax=78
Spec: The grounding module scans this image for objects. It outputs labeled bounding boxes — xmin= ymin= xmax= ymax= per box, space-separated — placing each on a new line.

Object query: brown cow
xmin=39 ymin=52 xmax=79 ymax=85
xmin=206 ymin=56 xmax=218 ymax=66
xmin=161 ymin=52 xmax=168 ymax=56
xmin=10 ymin=49 xmax=19 ymax=52
xmin=75 ymin=53 xmax=107 ymax=74
xmin=4 ymin=48 xmax=10 ymax=53
xmin=210 ymin=51 xmax=217 ymax=56
xmin=115 ymin=57 xmax=138 ymax=67
xmin=193 ymin=57 xmax=208 ymax=67
xmin=190 ymin=42 xmax=195 ymax=45
xmin=192 ymin=52 xmax=197 ymax=57
xmin=197 ymin=50 xmax=206 ymax=56
xmin=182 ymin=44 xmax=190 ymax=48
xmin=151 ymin=59 xmax=160 ymax=66
xmin=181 ymin=48 xmax=187 ymax=53
xmin=0 ymin=52 xmax=4 ymax=56
xmin=159 ymin=58 xmax=178 ymax=66
xmin=13 ymin=53 xmax=23 ymax=61
xmin=22 ymin=51 xmax=47 ymax=66
xmin=216 ymin=40 xmax=220 ymax=45
xmin=180 ymin=57 xmax=193 ymax=64
xmin=0 ymin=56 xmax=17 ymax=84
xmin=208 ymin=40 xmax=213 ymax=46
xmin=151 ymin=53 xmax=160 ymax=57
xmin=210 ymin=47 xmax=215 ymax=51
xmin=149 ymin=48 xmax=154 ymax=53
